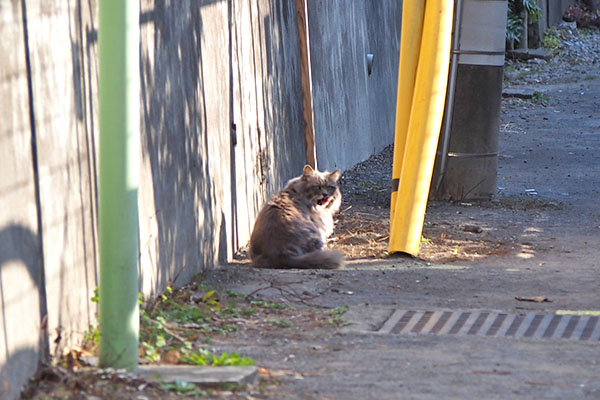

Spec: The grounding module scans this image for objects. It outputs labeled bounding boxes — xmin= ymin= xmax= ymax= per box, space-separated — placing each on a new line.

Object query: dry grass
xmin=332 ymin=204 xmax=513 ymax=263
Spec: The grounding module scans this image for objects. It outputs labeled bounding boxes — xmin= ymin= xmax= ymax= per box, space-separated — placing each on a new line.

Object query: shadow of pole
xmin=140 ymin=0 xmax=223 ymax=291
xmin=0 ymin=225 xmax=47 ymax=399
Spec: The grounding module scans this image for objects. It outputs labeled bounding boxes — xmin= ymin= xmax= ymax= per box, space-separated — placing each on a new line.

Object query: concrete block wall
xmin=0 ymin=3 xmax=46 ymax=398
xmin=1 ymin=2 xmax=98 ymax=398
xmin=1 ymin=1 xmax=306 ymax=397
xmin=0 ymin=0 xmax=402 ymax=397
xmin=308 ymin=0 xmax=402 ymax=171
xmin=138 ymin=0 xmax=306 ymax=293
xmin=540 ymin=0 xmax=572 ymax=29
xmin=538 ymin=0 xmax=573 ymax=39
xmin=26 ymin=0 xmax=99 ymax=359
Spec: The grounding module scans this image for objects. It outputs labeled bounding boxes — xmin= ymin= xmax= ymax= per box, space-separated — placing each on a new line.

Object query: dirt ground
xmin=22 ymin=24 xmax=600 ymax=400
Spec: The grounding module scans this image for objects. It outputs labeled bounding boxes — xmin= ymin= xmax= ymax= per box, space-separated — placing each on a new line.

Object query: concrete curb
xmin=135 ymin=365 xmax=259 ymax=386
xmin=81 ymin=357 xmax=258 ymax=386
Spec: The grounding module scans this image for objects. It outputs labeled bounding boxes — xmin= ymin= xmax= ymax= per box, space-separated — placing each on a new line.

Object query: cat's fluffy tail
xmin=286 ymin=249 xmax=345 ymax=270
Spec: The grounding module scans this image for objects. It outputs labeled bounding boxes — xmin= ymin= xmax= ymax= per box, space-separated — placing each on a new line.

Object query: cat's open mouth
xmin=317 ymin=196 xmax=331 ymax=206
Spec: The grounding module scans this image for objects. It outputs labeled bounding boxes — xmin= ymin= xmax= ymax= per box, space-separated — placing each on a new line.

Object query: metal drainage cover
xmin=377 ymin=310 xmax=600 ymax=341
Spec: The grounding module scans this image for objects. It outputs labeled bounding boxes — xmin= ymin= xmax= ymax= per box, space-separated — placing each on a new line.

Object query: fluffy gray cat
xmin=249 ymin=165 xmax=344 ymax=269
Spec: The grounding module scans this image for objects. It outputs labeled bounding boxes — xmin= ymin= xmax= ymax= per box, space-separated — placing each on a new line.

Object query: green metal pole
xmin=98 ymin=0 xmax=140 ymax=370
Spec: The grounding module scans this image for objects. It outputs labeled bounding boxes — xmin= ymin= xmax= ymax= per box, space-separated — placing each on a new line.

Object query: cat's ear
xmin=302 ymin=164 xmax=315 ymax=180
xmin=329 ymin=169 xmax=341 ymax=182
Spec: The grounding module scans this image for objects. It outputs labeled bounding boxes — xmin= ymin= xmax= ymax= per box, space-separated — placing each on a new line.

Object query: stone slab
xmin=506 ymin=48 xmax=552 ymax=61
xmin=135 ymin=365 xmax=259 ymax=386
xmin=82 ymin=357 xmax=258 ymax=386
xmin=502 ymin=88 xmax=536 ymax=99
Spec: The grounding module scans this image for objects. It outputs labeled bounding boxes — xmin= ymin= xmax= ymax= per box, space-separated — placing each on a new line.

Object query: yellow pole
xmin=389 ymin=0 xmax=426 ymax=243
xmin=389 ymin=0 xmax=454 ymax=256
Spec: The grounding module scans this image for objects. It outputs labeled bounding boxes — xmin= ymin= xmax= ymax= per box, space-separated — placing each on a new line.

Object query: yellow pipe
xmin=389 ymin=0 xmax=426 ymax=244
xmin=389 ymin=0 xmax=454 ymax=256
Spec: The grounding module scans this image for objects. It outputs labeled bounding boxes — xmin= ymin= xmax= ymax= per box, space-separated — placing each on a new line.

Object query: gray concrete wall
xmin=26 ymin=0 xmax=99 ymax=359
xmin=308 ymin=0 xmax=402 ymax=171
xmin=543 ymin=0 xmax=572 ymax=29
xmin=0 ymin=2 xmax=46 ymax=398
xmin=0 ymin=0 xmax=403 ymax=396
xmin=138 ymin=0 xmax=306 ymax=293
xmin=1 ymin=1 xmax=306 ymax=397
xmin=1 ymin=2 xmax=99 ymax=398
xmin=538 ymin=0 xmax=573 ymax=37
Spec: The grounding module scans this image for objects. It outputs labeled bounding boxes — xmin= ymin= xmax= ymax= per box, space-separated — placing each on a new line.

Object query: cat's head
xmin=295 ymin=164 xmax=341 ymax=207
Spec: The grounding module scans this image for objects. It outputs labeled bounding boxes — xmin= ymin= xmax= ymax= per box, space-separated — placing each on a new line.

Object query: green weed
xmin=325 ymin=305 xmax=350 ymax=326
xmin=138 ymin=285 xmax=251 ymax=364
xmin=181 ymin=349 xmax=255 ymax=366
xmin=267 ymin=318 xmax=291 ymax=328
xmin=218 ymin=382 xmax=248 ymax=391
xmin=90 ymin=287 xmax=99 ymax=303
xmin=507 ymin=0 xmax=541 ymax=44
xmin=542 ymin=34 xmax=561 ymax=54
xmin=250 ymin=300 xmax=294 ymax=310
xmin=83 ymin=325 xmax=100 ymax=345
xmin=532 ymin=91 xmax=550 ymax=105
xmin=225 ymin=289 xmax=247 ymax=298
xmin=159 ymin=379 xmax=209 ymax=396
xmin=326 ymin=305 xmax=348 ymax=317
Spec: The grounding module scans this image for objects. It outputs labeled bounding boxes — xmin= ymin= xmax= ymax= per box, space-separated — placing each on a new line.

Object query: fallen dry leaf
xmin=164 ymin=348 xmax=182 ymax=364
xmin=526 ymin=381 xmax=569 ymax=388
xmin=471 ymin=369 xmax=511 ymax=376
xmin=515 ymin=296 xmax=552 ymax=303
xmin=258 ymin=367 xmax=299 ymax=378
xmin=463 ymin=224 xmax=483 ymax=233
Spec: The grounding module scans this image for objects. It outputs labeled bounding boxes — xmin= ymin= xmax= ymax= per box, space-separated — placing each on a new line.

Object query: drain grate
xmin=377 ymin=310 xmax=600 ymax=341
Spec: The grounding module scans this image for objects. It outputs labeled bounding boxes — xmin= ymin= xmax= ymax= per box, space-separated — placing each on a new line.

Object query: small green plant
xmin=506 ymin=12 xmax=523 ymax=43
xmin=250 ymin=300 xmax=293 ymax=310
xmin=141 ymin=342 xmax=161 ymax=362
xmin=218 ymin=382 xmax=248 ymax=391
xmin=90 ymin=287 xmax=99 ymax=303
xmin=239 ymin=306 xmax=257 ymax=318
xmin=532 ymin=91 xmax=550 ymax=105
xmin=83 ymin=289 xmax=101 ymax=353
xmin=515 ymin=67 xmax=541 ymax=81
xmin=160 ymin=285 xmax=173 ymax=301
xmin=267 ymin=318 xmax=291 ymax=328
xmin=225 ymin=289 xmax=247 ymax=298
xmin=506 ymin=0 xmax=541 ymax=44
xmin=325 ymin=305 xmax=349 ymax=326
xmin=159 ymin=379 xmax=209 ymax=396
xmin=542 ymin=34 xmax=561 ymax=54
xmin=83 ymin=325 xmax=100 ymax=345
xmin=137 ymin=285 xmax=253 ymax=364
xmin=181 ymin=349 xmax=255 ymax=366
xmin=200 ymin=290 xmax=221 ymax=310
xmin=219 ymin=300 xmax=258 ymax=319
xmin=326 ymin=305 xmax=348 ymax=317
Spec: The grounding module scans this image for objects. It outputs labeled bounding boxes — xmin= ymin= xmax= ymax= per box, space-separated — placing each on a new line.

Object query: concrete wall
xmin=26 ymin=0 xmax=99 ymax=360
xmin=0 ymin=4 xmax=46 ymax=398
xmin=0 ymin=0 xmax=403 ymax=397
xmin=538 ymin=0 xmax=573 ymax=38
xmin=138 ymin=0 xmax=306 ymax=293
xmin=308 ymin=0 xmax=402 ymax=171
xmin=1 ymin=2 xmax=99 ymax=398
xmin=540 ymin=0 xmax=572 ymax=30
xmin=1 ymin=1 xmax=306 ymax=397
